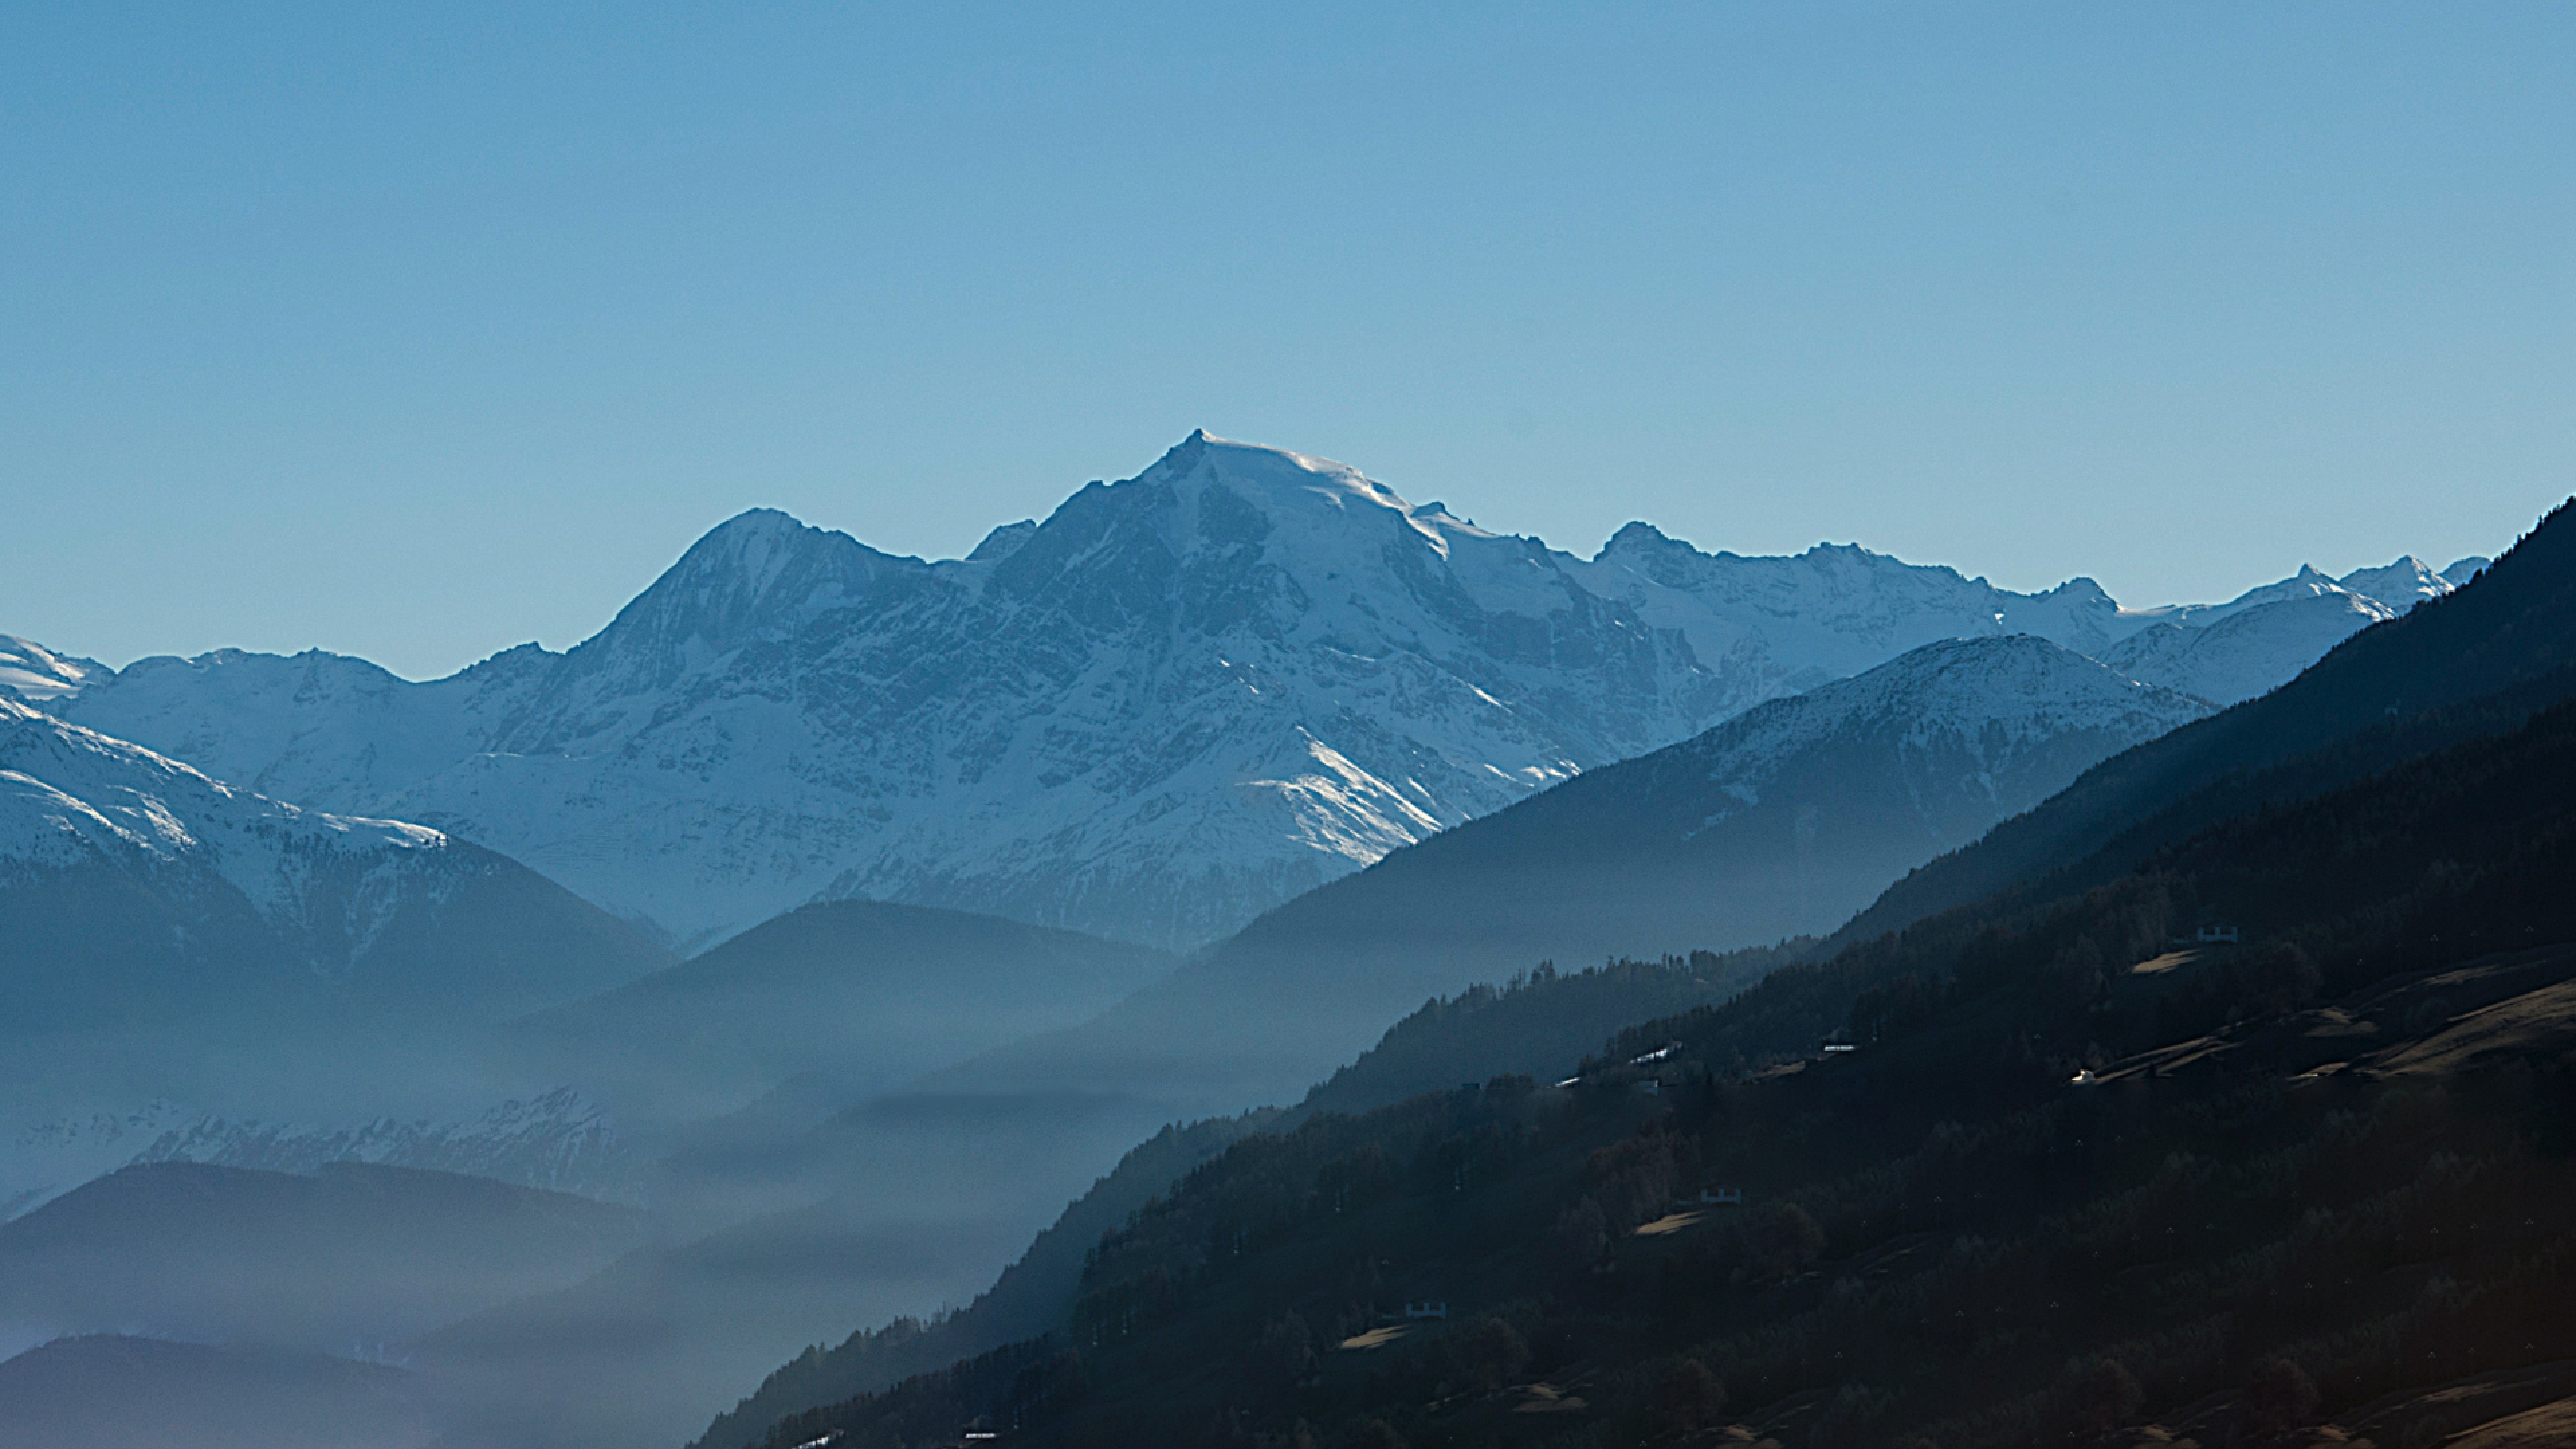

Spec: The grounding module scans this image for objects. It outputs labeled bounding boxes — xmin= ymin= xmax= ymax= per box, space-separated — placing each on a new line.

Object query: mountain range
xmin=3 ymin=435 xmax=2475 ymax=954
xmin=949 ymin=633 xmax=2218 ymax=1127
xmin=511 ymin=616 xmax=2414 ymax=1443
xmin=0 ymin=435 xmax=2508 ymax=1449
xmin=1837 ymin=504 xmax=2573 ymax=948
xmin=3 ymin=1089 xmax=635 ymax=1223
xmin=685 ymin=500 xmax=2576 ymax=1449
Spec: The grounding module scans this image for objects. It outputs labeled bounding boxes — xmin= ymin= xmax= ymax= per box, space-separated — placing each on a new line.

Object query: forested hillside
xmin=689 ymin=951 xmax=1810 ymax=1446
xmin=722 ymin=666 xmax=2576 ymax=1448
xmin=1295 ymin=949 xmax=1805 ymax=1118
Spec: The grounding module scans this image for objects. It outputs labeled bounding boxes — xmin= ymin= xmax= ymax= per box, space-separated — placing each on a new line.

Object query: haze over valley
xmin=0 ymin=429 xmax=2536 ymax=1447
xmin=6 ymin=7 xmax=2569 ymax=1444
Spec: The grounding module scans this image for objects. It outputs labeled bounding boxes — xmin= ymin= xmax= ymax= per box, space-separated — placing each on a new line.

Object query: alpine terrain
xmin=0 ymin=697 xmax=670 ymax=1035
xmin=1200 ymin=633 xmax=2216 ymax=1006
xmin=690 ymin=501 xmax=2576 ymax=1449
xmin=8 ymin=435 xmax=2469 ymax=953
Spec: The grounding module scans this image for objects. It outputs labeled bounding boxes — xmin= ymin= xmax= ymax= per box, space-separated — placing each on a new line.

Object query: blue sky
xmin=3 ymin=2 xmax=2569 ymax=679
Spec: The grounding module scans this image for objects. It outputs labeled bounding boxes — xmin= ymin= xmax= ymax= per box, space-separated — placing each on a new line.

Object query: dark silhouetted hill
xmin=0 ymin=1335 xmax=429 ymax=1449
xmin=0 ymin=1161 xmax=645 ymax=1351
xmin=520 ymin=900 xmax=1174 ymax=1126
xmin=1838 ymin=495 xmax=2576 ymax=946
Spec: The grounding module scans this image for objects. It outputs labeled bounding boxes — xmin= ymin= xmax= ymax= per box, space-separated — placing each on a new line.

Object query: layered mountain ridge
xmin=1210 ymin=632 xmax=2222 ymax=991
xmin=945 ymin=633 xmax=2218 ymax=1122
xmin=11 ymin=435 xmax=2473 ymax=951
xmin=690 ymin=502 xmax=2576 ymax=1449
xmin=3 ymin=1089 xmax=637 ymax=1223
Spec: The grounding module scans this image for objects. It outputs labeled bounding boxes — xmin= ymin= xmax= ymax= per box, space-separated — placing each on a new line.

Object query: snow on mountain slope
xmin=2102 ymin=590 xmax=2400 ymax=706
xmin=2339 ymin=556 xmax=2457 ymax=610
xmin=369 ymin=441 xmax=1746 ymax=949
xmin=0 ymin=696 xmax=445 ymax=930
xmin=2442 ymin=556 xmax=2492 ymax=588
xmin=59 ymin=641 xmax=560 ymax=811
xmin=2151 ymin=564 xmax=2359 ymax=628
xmin=1000 ymin=635 xmax=2220 ymax=1117
xmin=0 ymin=1104 xmax=191 ymax=1222
xmin=1574 ymin=523 xmax=2141 ymax=701
xmin=0 ymin=698 xmax=669 ymax=1030
xmin=125 ymin=1087 xmax=639 ymax=1203
xmin=13 ymin=435 xmax=2452 ymax=952
xmin=0 ymin=637 xmax=103 ymax=706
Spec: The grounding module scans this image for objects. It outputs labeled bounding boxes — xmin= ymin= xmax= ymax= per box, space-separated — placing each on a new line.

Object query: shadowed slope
xmin=954 ymin=635 xmax=2210 ymax=1122
xmin=0 ymin=1161 xmax=646 ymax=1350
xmin=1838 ymin=496 xmax=2576 ymax=947
xmin=0 ymin=1335 xmax=429 ymax=1449
xmin=521 ymin=900 xmax=1175 ymax=1127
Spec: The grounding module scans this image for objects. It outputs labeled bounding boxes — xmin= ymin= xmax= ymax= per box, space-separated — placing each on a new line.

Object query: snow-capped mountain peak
xmin=9 ymin=435 xmax=2477 ymax=951
xmin=2196 ymin=563 xmax=2349 ymax=618
xmin=560 ymin=508 xmax=916 ymax=684
xmin=2338 ymin=556 xmax=2457 ymax=610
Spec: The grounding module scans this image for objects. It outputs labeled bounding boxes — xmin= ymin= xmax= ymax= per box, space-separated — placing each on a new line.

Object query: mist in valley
xmin=4 ymin=6 xmax=2564 ymax=1447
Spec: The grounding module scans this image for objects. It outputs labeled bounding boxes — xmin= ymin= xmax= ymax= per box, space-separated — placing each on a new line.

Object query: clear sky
xmin=3 ymin=3 xmax=2569 ymax=680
